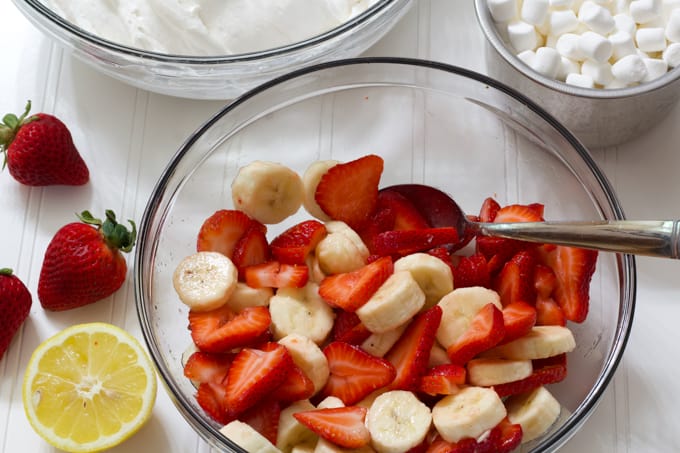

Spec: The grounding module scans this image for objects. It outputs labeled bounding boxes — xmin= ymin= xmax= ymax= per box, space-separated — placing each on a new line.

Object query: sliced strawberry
xmin=271 ymin=363 xmax=315 ymax=403
xmin=331 ymin=310 xmax=372 ymax=345
xmin=373 ymin=227 xmax=459 ymax=257
xmin=493 ymin=203 xmax=544 ymax=223
xmin=321 ymin=341 xmax=396 ymax=405
xmin=196 ymin=382 xmax=234 ymax=425
xmin=375 ymin=190 xmax=430 ymax=231
xmin=238 ymin=398 xmax=281 ymax=445
xmin=478 ymin=197 xmax=501 ymax=223
xmin=493 ymin=354 xmax=567 ymax=398
xmin=315 ymin=154 xmax=384 ymax=231
xmin=359 ymin=206 xmax=397 ymax=254
xmin=189 ymin=305 xmax=271 ymax=353
xmin=385 ymin=305 xmax=442 ymax=391
xmin=224 ymin=343 xmax=294 ymax=415
xmin=318 ymin=256 xmax=393 ymax=312
xmin=197 ymin=209 xmax=265 ymax=258
xmin=417 ymin=363 xmax=466 ymax=396
xmin=428 ymin=246 xmax=454 ymax=268
xmin=476 ymin=236 xmax=535 ymax=275
xmin=535 ymin=296 xmax=567 ymax=326
xmin=451 ymin=253 xmax=491 ymax=289
xmin=539 ymin=245 xmax=598 ymax=323
xmin=271 ymin=220 xmax=327 ymax=265
xmin=244 ymin=261 xmax=309 ymax=289
xmin=426 ymin=435 xmax=477 ymax=453
xmin=446 ymin=303 xmax=505 ymax=365
xmin=183 ymin=351 xmax=234 ymax=384
xmin=476 ymin=418 xmax=523 ymax=453
xmin=501 ymin=301 xmax=537 ymax=344
xmin=232 ymin=224 xmax=270 ymax=279
xmin=534 ymin=263 xmax=557 ymax=299
xmin=294 ymin=406 xmax=370 ymax=449
xmin=493 ymin=250 xmax=537 ymax=306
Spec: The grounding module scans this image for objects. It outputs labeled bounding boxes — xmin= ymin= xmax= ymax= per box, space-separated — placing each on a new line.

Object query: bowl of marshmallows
xmin=474 ymin=0 xmax=680 ymax=148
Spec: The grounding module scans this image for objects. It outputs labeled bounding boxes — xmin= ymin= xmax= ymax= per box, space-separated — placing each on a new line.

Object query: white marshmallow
xmin=557 ymin=56 xmax=582 ymax=79
xmin=556 ymin=32 xmax=586 ymax=58
xmin=549 ymin=9 xmax=580 ymax=34
xmin=581 ymin=59 xmax=616 ymax=84
xmin=550 ymin=0 xmax=576 ymax=8
xmin=629 ymin=0 xmax=662 ymax=24
xmin=642 ymin=56 xmax=669 ymax=79
xmin=663 ymin=41 xmax=680 ymax=65
xmin=614 ymin=0 xmax=632 ymax=13
xmin=508 ymin=20 xmax=541 ymax=52
xmin=531 ymin=46 xmax=563 ymax=76
xmin=578 ymin=31 xmax=614 ymax=61
xmin=488 ymin=0 xmax=519 ymax=23
xmin=522 ymin=0 xmax=551 ymax=25
xmin=517 ymin=49 xmax=538 ymax=66
xmin=566 ymin=72 xmax=597 ymax=86
xmin=610 ymin=31 xmax=639 ymax=59
xmin=666 ymin=8 xmax=680 ymax=41
xmin=579 ymin=1 xmax=617 ymax=33
xmin=636 ymin=27 xmax=668 ymax=51
xmin=611 ymin=53 xmax=649 ymax=81
xmin=605 ymin=77 xmax=632 ymax=87
xmin=613 ymin=13 xmax=639 ymax=34
xmin=662 ymin=0 xmax=680 ymax=19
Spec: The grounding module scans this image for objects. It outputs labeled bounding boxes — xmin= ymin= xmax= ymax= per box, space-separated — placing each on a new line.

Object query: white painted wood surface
xmin=2 ymin=1 xmax=680 ymax=451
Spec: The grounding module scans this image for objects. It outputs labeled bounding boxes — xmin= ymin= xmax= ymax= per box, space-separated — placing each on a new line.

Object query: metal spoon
xmin=384 ymin=184 xmax=680 ymax=259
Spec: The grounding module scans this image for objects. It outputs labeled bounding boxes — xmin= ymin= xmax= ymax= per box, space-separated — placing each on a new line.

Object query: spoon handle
xmin=476 ymin=220 xmax=680 ymax=259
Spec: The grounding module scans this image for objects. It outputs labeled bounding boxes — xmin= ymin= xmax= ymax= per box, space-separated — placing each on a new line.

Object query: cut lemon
xmin=22 ymin=322 xmax=157 ymax=452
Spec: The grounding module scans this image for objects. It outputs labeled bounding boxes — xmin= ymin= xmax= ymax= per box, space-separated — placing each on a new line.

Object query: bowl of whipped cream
xmin=13 ymin=0 xmax=412 ymax=99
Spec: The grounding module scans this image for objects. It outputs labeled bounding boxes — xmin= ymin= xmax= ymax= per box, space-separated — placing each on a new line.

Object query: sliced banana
xmin=172 ymin=251 xmax=238 ymax=312
xmin=466 ymin=358 xmax=533 ymax=387
xmin=394 ymin=253 xmax=453 ymax=310
xmin=360 ymin=323 xmax=408 ymax=357
xmin=305 ymin=253 xmax=327 ymax=284
xmin=290 ymin=442 xmax=316 ymax=453
xmin=435 ymin=286 xmax=502 ymax=349
xmin=315 ymin=221 xmax=370 ymax=275
xmin=316 ymin=395 xmax=345 ymax=409
xmin=367 ymin=390 xmax=432 ymax=453
xmin=432 ymin=386 xmax=507 ymax=443
xmin=220 ymin=420 xmax=282 ymax=453
xmin=302 ymin=160 xmax=339 ymax=221
xmin=356 ymin=270 xmax=426 ymax=334
xmin=231 ymin=160 xmax=304 ymax=224
xmin=225 ymin=282 xmax=274 ymax=311
xmin=428 ymin=342 xmax=451 ymax=367
xmin=485 ymin=325 xmax=576 ymax=360
xmin=314 ymin=439 xmax=377 ymax=453
xmin=506 ymin=386 xmax=561 ymax=443
xmin=269 ymin=282 xmax=335 ymax=344
xmin=279 ymin=333 xmax=330 ymax=395
xmin=277 ymin=399 xmax=318 ymax=453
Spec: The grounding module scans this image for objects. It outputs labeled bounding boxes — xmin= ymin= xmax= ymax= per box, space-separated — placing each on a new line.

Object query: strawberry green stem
xmin=78 ymin=210 xmax=137 ymax=253
xmin=1 ymin=100 xmax=38 ymax=170
xmin=0 ymin=268 xmax=14 ymax=276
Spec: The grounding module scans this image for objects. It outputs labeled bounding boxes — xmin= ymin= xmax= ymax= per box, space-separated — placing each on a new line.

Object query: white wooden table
xmin=2 ymin=1 xmax=680 ymax=452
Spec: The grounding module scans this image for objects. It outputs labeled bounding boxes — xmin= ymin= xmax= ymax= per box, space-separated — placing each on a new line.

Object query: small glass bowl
xmin=12 ymin=0 xmax=412 ymax=99
xmin=134 ymin=57 xmax=635 ymax=452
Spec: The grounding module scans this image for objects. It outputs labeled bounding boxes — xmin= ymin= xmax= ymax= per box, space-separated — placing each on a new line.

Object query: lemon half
xmin=22 ymin=322 xmax=157 ymax=452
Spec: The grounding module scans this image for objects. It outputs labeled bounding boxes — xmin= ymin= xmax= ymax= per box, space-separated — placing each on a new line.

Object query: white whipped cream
xmin=41 ymin=0 xmax=379 ymax=55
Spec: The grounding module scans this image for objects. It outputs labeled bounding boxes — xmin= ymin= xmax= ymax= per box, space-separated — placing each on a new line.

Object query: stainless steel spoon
xmin=384 ymin=184 xmax=680 ymax=259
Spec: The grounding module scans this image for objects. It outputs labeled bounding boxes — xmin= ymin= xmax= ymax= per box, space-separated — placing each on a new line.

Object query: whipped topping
xmin=41 ymin=0 xmax=379 ymax=55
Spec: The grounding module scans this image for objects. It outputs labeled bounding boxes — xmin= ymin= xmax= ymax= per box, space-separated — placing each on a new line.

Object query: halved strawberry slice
xmin=478 ymin=197 xmax=501 ymax=223
xmin=373 ymin=227 xmax=459 ymax=257
xmin=493 ymin=354 xmax=567 ymax=398
xmin=321 ymin=341 xmax=396 ymax=405
xmin=476 ymin=236 xmax=535 ymax=275
xmin=224 ymin=342 xmax=294 ymax=415
xmin=534 ymin=263 xmax=557 ymax=299
xmin=238 ymin=398 xmax=281 ymax=445
xmin=539 ymin=245 xmax=598 ymax=323
xmin=427 ymin=435 xmax=477 ymax=453
xmin=293 ymin=406 xmax=371 ymax=449
xmin=476 ymin=418 xmax=523 ymax=453
xmin=271 ymin=220 xmax=327 ymax=265
xmin=318 ymin=256 xmax=394 ymax=312
xmin=535 ymin=296 xmax=566 ymax=326
xmin=375 ymin=190 xmax=430 ymax=231
xmin=232 ymin=224 xmax=270 ymax=279
xmin=501 ymin=300 xmax=537 ymax=344
xmin=244 ymin=261 xmax=309 ymax=289
xmin=451 ymin=253 xmax=491 ymax=289
xmin=331 ymin=310 xmax=372 ymax=345
xmin=493 ymin=250 xmax=537 ymax=306
xmin=385 ymin=305 xmax=442 ymax=391
xmin=189 ymin=305 xmax=272 ymax=353
xmin=196 ymin=382 xmax=234 ymax=425
xmin=493 ymin=203 xmax=544 ymax=223
xmin=270 ymin=363 xmax=315 ymax=403
xmin=197 ymin=209 xmax=266 ymax=258
xmin=417 ymin=363 xmax=466 ymax=396
xmin=183 ymin=351 xmax=235 ymax=385
xmin=446 ymin=303 xmax=505 ymax=365
xmin=315 ymin=154 xmax=384 ymax=231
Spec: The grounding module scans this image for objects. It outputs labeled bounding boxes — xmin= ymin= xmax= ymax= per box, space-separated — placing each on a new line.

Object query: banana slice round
xmin=485 ymin=325 xmax=576 ymax=360
xmin=506 ymin=385 xmax=561 ymax=443
xmin=220 ymin=420 xmax=282 ymax=453
xmin=172 ymin=251 xmax=238 ymax=312
xmin=278 ymin=333 xmax=330 ymax=396
xmin=394 ymin=253 xmax=453 ymax=309
xmin=269 ymin=283 xmax=335 ymax=344
xmin=466 ymin=358 xmax=533 ymax=387
xmin=432 ymin=386 xmax=507 ymax=443
xmin=436 ymin=286 xmax=502 ymax=349
xmin=225 ymin=282 xmax=273 ymax=311
xmin=315 ymin=221 xmax=370 ymax=275
xmin=302 ymin=160 xmax=339 ymax=221
xmin=231 ymin=160 xmax=304 ymax=224
xmin=367 ymin=390 xmax=432 ymax=453
xmin=277 ymin=400 xmax=318 ymax=452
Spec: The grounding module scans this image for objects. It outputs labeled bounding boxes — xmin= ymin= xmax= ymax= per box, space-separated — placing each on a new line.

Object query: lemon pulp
xmin=23 ymin=322 xmax=157 ymax=453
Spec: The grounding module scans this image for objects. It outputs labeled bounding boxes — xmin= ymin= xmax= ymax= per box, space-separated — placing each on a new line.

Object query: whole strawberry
xmin=0 ymin=100 xmax=89 ymax=186
xmin=0 ymin=268 xmax=32 ymax=360
xmin=38 ymin=210 xmax=136 ymax=311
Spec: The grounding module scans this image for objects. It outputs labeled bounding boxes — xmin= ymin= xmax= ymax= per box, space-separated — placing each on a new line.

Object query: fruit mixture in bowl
xmin=134 ymin=58 xmax=634 ymax=453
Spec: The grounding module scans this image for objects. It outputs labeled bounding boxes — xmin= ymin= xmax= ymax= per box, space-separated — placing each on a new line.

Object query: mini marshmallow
xmin=581 ymin=59 xmax=616 ymax=84
xmin=629 ymin=0 xmax=662 ymax=24
xmin=578 ymin=31 xmax=614 ymax=61
xmin=611 ymin=53 xmax=649 ymax=82
xmin=550 ymin=0 xmax=576 ymax=7
xmin=662 ymin=0 xmax=680 ymax=19
xmin=508 ymin=20 xmax=541 ymax=52
xmin=605 ymin=77 xmax=631 ymax=87
xmin=666 ymin=8 xmax=680 ymax=41
xmin=557 ymin=56 xmax=582 ymax=79
xmin=642 ymin=56 xmax=669 ymax=80
xmin=663 ymin=41 xmax=680 ymax=65
xmin=579 ymin=1 xmax=616 ymax=34
xmin=556 ymin=32 xmax=585 ymax=59
xmin=610 ymin=31 xmax=638 ymax=59
xmin=549 ymin=9 xmax=580 ymax=35
xmin=636 ymin=27 xmax=668 ymax=51
xmin=517 ymin=49 xmax=538 ymax=66
xmin=566 ymin=72 xmax=596 ymax=87
xmin=531 ymin=46 xmax=563 ymax=77
xmin=488 ymin=0 xmax=518 ymax=23
xmin=522 ymin=0 xmax=551 ymax=25
xmin=614 ymin=0 xmax=633 ymax=13
xmin=614 ymin=13 xmax=638 ymax=34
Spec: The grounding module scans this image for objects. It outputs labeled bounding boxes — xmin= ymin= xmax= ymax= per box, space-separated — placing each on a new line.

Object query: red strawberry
xmin=535 ymin=296 xmax=567 ymax=326
xmin=321 ymin=341 xmax=396 ymax=405
xmin=493 ymin=354 xmax=567 ymax=398
xmin=0 ymin=268 xmax=32 ymax=360
xmin=476 ymin=418 xmax=523 ymax=453
xmin=319 ymin=256 xmax=393 ymax=312
xmin=534 ymin=263 xmax=557 ymax=299
xmin=451 ymin=253 xmax=491 ymax=289
xmin=375 ymin=190 xmax=430 ymax=231
xmin=38 ymin=210 xmax=135 ymax=311
xmin=183 ymin=351 xmax=234 ymax=384
xmin=478 ymin=197 xmax=501 ymax=223
xmin=446 ymin=303 xmax=505 ymax=365
xmin=270 ymin=363 xmax=315 ymax=403
xmin=385 ymin=305 xmax=442 ymax=391
xmin=427 ymin=435 xmax=477 ymax=453
xmin=373 ymin=227 xmax=459 ymax=257
xmin=196 ymin=209 xmax=265 ymax=258
xmin=539 ymin=245 xmax=597 ymax=323
xmin=271 ymin=220 xmax=327 ymax=265
xmin=493 ymin=203 xmax=544 ymax=223
xmin=476 ymin=236 xmax=534 ymax=275
xmin=196 ymin=382 xmax=234 ymax=424
xmin=238 ymin=399 xmax=281 ymax=445
xmin=224 ymin=342 xmax=294 ymax=415
xmin=493 ymin=250 xmax=537 ymax=306
xmin=331 ymin=310 xmax=372 ymax=345
xmin=501 ymin=301 xmax=537 ymax=344
xmin=417 ymin=364 xmax=466 ymax=396
xmin=232 ymin=224 xmax=270 ymax=278
xmin=293 ymin=406 xmax=370 ymax=449
xmin=315 ymin=154 xmax=384 ymax=230
xmin=188 ymin=305 xmax=271 ymax=353
xmin=0 ymin=101 xmax=89 ymax=186
xmin=428 ymin=247 xmax=455 ymax=271
xmin=244 ymin=261 xmax=309 ymax=289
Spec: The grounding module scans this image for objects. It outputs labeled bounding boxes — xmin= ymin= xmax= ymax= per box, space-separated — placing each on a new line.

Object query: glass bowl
xmin=11 ymin=0 xmax=412 ymax=100
xmin=134 ymin=57 xmax=635 ymax=452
